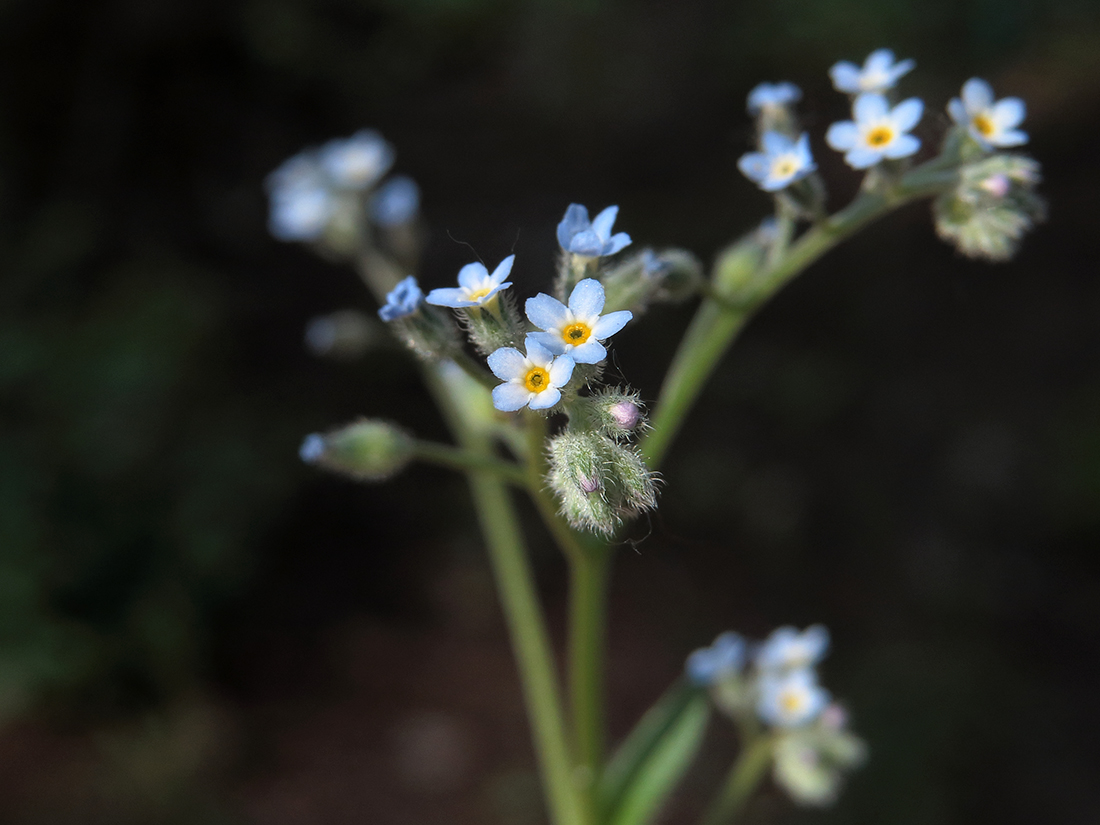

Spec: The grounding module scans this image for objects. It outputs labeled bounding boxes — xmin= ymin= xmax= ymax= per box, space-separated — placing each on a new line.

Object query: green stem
xmin=412 ymin=439 xmax=526 ymax=486
xmin=642 ymin=162 xmax=958 ymax=469
xmin=697 ymin=736 xmax=775 ymax=825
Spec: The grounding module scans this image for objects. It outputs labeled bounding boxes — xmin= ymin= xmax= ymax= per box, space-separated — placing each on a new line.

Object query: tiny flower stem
xmin=411 ymin=439 xmax=526 ymax=486
xmin=642 ymin=157 xmax=959 ymax=469
xmin=697 ymin=735 xmax=775 ymax=825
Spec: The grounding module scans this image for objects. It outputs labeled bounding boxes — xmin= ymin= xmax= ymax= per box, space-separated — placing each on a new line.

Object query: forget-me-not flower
xmin=747 ymin=82 xmax=802 ymax=115
xmin=826 ymin=93 xmax=923 ymax=169
xmin=319 ymin=129 xmax=395 ymax=190
xmin=756 ymin=625 xmax=831 ymax=672
xmin=557 ymin=204 xmax=632 ymax=258
xmin=525 ymin=278 xmax=632 ymax=365
xmin=265 ymin=154 xmax=337 ymax=242
xmin=426 ymin=255 xmax=515 ymax=309
xmin=829 ymin=49 xmax=915 ymax=95
xmin=757 ymin=667 xmax=830 ymax=728
xmin=738 ymin=131 xmax=816 ymax=191
xmin=686 ymin=632 xmax=747 ymax=686
xmin=378 ymin=276 xmax=423 ymax=321
xmin=371 ymin=175 xmax=420 ymax=227
xmin=948 ymin=78 xmax=1028 ymax=149
xmin=487 ymin=339 xmax=575 ymax=412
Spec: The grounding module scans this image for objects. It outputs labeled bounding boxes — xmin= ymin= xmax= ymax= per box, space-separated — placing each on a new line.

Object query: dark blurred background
xmin=1 ymin=0 xmax=1099 ymax=822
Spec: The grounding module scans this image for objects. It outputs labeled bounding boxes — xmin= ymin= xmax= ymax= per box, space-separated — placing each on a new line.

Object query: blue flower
xmin=756 ymin=625 xmax=830 ymax=672
xmin=319 ymin=129 xmax=395 ymax=190
xmin=378 ymin=275 xmax=424 ymax=321
xmin=426 ymin=255 xmax=515 ymax=309
xmin=738 ymin=131 xmax=816 ymax=192
xmin=829 ymin=48 xmax=915 ymax=95
xmin=371 ymin=175 xmax=420 ymax=227
xmin=299 ymin=433 xmax=326 ymax=464
xmin=686 ymin=632 xmax=747 ymax=686
xmin=525 ymin=279 xmax=632 ymax=365
xmin=826 ymin=93 xmax=923 ymax=169
xmin=557 ymin=204 xmax=632 ymax=258
xmin=265 ymin=153 xmax=336 ymax=242
xmin=948 ymin=78 xmax=1028 ymax=149
xmin=747 ymin=82 xmax=802 ymax=115
xmin=487 ymin=339 xmax=575 ymax=412
xmin=757 ymin=667 xmax=830 ymax=728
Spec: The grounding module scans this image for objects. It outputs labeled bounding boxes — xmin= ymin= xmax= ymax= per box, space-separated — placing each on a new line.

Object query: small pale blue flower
xmin=319 ymin=129 xmax=395 ymax=190
xmin=756 ymin=625 xmax=831 ymax=672
xmin=371 ymin=175 xmax=420 ymax=227
xmin=557 ymin=204 xmax=632 ymax=258
xmin=757 ymin=667 xmax=830 ymax=728
xmin=487 ymin=339 xmax=575 ymax=412
xmin=826 ymin=93 xmax=923 ymax=169
xmin=747 ymin=82 xmax=802 ymax=114
xmin=738 ymin=131 xmax=816 ymax=192
xmin=426 ymin=255 xmax=515 ymax=309
xmin=830 ymin=48 xmax=915 ymax=95
xmin=265 ymin=153 xmax=336 ymax=241
xmin=525 ymin=279 xmax=632 ymax=365
xmin=299 ymin=433 xmax=326 ymax=464
xmin=948 ymin=78 xmax=1028 ymax=149
xmin=686 ymin=631 xmax=747 ymax=686
xmin=378 ymin=275 xmax=423 ymax=321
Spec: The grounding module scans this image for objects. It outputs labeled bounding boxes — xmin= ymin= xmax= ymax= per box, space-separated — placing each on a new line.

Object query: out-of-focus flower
xmin=756 ymin=625 xmax=831 ymax=671
xmin=947 ymin=78 xmax=1028 ymax=149
xmin=319 ymin=129 xmax=395 ymax=190
xmin=829 ymin=48 xmax=915 ymax=94
xmin=686 ymin=632 xmax=747 ymax=686
xmin=826 ymin=93 xmax=923 ymax=169
xmin=379 ymin=276 xmax=424 ymax=322
xmin=747 ymin=82 xmax=802 ymax=115
xmin=372 ymin=175 xmax=420 ymax=227
xmin=738 ymin=132 xmax=816 ymax=191
xmin=757 ymin=667 xmax=830 ymax=728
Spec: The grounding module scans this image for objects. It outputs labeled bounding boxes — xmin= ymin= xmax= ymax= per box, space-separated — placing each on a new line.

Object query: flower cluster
xmin=687 ymin=625 xmax=866 ymax=807
xmin=266 ymin=130 xmax=418 ymax=252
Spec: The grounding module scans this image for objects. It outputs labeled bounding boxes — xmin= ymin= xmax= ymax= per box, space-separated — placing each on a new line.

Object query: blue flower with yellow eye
xmin=426 ymin=255 xmax=515 ymax=309
xmin=826 ymin=93 xmax=923 ymax=169
xmin=738 ymin=132 xmax=816 ymax=192
xmin=488 ymin=339 xmax=575 ymax=412
xmin=525 ymin=279 xmax=632 ymax=365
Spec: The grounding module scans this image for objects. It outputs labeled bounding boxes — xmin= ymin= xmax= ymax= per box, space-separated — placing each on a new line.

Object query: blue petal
xmin=994 ymin=129 xmax=1028 ymax=147
xmin=489 ymin=254 xmax=516 ymax=285
xmin=888 ymin=58 xmax=916 ymax=83
xmin=568 ymin=278 xmax=606 ymax=318
xmin=526 ymin=293 xmax=569 ymax=331
xmin=457 ymin=262 xmax=489 ymax=290
xmin=549 ymin=354 xmax=575 ymax=388
xmin=570 ymin=340 xmax=608 ymax=364
xmin=593 ymin=310 xmax=631 ymax=339
xmin=853 ymin=92 xmax=889 ymax=123
xmin=487 ymin=346 xmax=527 ymax=380
xmin=961 ymin=77 xmax=993 ymax=112
xmin=992 ymin=97 xmax=1026 ymax=129
xmin=891 ymin=98 xmax=924 ymax=132
xmin=883 ymin=133 xmax=920 ymax=159
xmin=845 ymin=147 xmax=882 ymax=169
xmin=590 ymin=205 xmax=619 ymax=241
xmin=829 ymin=62 xmax=862 ymax=93
xmin=738 ymin=152 xmax=770 ymax=182
xmin=864 ymin=48 xmax=895 ymax=74
xmin=426 ymin=287 xmax=472 ymax=307
xmin=605 ymin=232 xmax=632 ymax=255
xmin=528 ymin=387 xmax=561 ymax=410
xmin=493 ymin=383 xmax=532 ymax=412
xmin=568 ymin=229 xmax=604 ymax=257
xmin=525 ymin=337 xmax=556 ymax=366
xmin=761 ymin=131 xmax=794 ymax=155
xmin=947 ymin=98 xmax=967 ymax=125
xmin=527 ymin=331 xmax=566 ymax=355
xmin=557 ymin=203 xmax=590 ymax=249
xmin=825 ymin=122 xmax=859 ymax=151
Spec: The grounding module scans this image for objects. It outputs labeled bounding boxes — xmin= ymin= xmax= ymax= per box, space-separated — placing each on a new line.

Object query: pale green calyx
xmin=302 ymin=419 xmax=413 ymax=482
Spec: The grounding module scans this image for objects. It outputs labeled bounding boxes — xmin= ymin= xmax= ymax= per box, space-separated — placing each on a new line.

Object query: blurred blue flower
xmin=372 ymin=175 xmax=420 ymax=227
xmin=378 ymin=275 xmax=424 ymax=321
xmin=948 ymin=78 xmax=1028 ymax=149
xmin=319 ymin=129 xmax=395 ymax=190
xmin=826 ymin=93 xmax=923 ymax=169
xmin=829 ymin=48 xmax=915 ymax=95
xmin=265 ymin=154 xmax=336 ymax=242
xmin=557 ymin=204 xmax=632 ymax=257
xmin=738 ymin=132 xmax=816 ymax=192
xmin=686 ymin=631 xmax=747 ymax=686
xmin=756 ymin=625 xmax=831 ymax=672
xmin=757 ymin=667 xmax=830 ymax=728
xmin=299 ymin=433 xmax=326 ymax=464
xmin=747 ymin=82 xmax=802 ymax=114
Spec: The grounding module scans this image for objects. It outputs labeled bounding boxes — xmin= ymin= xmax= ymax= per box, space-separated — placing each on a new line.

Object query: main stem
xmin=697 ymin=735 xmax=775 ymax=825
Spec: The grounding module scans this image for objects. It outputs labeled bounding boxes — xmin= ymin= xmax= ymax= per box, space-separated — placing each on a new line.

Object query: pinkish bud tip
xmin=579 ymin=474 xmax=600 ymax=494
xmin=609 ymin=400 xmax=642 ymax=431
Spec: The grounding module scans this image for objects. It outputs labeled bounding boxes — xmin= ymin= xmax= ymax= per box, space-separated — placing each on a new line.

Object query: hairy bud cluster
xmin=575 ymin=388 xmax=647 ymax=439
xmin=934 ymin=154 xmax=1045 ymax=261
xmin=547 ymin=430 xmax=658 ymax=537
xmin=600 ymin=248 xmax=703 ymax=314
xmin=300 ymin=419 xmax=413 ymax=481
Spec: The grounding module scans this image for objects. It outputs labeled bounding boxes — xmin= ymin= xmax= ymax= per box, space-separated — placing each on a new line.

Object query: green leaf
xmin=600 ymin=680 xmax=711 ymax=825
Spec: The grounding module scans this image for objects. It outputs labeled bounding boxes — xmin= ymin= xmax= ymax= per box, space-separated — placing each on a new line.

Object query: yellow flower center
xmin=972 ymin=113 xmax=994 ymax=136
xmin=770 ymin=156 xmax=797 ymax=180
xmin=562 ymin=322 xmax=592 ymax=345
xmin=524 ymin=367 xmax=550 ymax=393
xmin=466 ymin=286 xmax=492 ymax=302
xmin=780 ymin=691 xmax=805 ymax=715
xmin=866 ymin=126 xmax=894 ymax=147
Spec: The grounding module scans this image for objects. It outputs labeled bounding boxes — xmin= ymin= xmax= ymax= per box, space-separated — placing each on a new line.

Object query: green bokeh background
xmin=1 ymin=0 xmax=1099 ymax=822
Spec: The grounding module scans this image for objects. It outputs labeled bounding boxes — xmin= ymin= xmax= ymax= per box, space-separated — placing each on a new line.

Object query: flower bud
xmin=600 ymin=248 xmax=702 ymax=314
xmin=579 ymin=389 xmax=647 ymax=438
xmin=547 ymin=430 xmax=658 ymax=537
xmin=712 ymin=228 xmax=769 ymax=303
xmin=300 ymin=419 xmax=413 ymax=482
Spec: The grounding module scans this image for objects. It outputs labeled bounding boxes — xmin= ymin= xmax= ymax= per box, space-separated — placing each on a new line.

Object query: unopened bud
xmin=580 ymin=389 xmax=647 ymax=438
xmin=608 ymin=400 xmax=642 ymax=432
xmin=300 ymin=419 xmax=412 ymax=482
